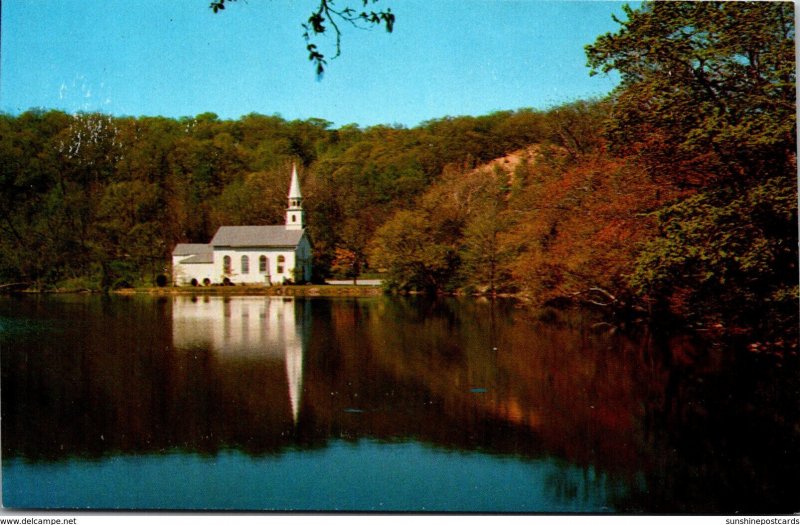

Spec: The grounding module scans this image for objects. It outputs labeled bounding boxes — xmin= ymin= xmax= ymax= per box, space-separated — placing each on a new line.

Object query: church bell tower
xmin=286 ymin=163 xmax=305 ymax=230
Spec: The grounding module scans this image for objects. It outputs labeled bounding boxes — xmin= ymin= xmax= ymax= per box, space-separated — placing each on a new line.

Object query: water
xmin=1 ymin=295 xmax=797 ymax=512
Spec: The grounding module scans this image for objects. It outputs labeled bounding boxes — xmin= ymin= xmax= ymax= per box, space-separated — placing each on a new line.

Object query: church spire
xmin=286 ymin=163 xmax=305 ymax=230
xmin=288 ymin=163 xmax=302 ymax=202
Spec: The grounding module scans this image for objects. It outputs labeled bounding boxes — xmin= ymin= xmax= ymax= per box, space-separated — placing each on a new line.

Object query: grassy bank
xmin=116 ymin=284 xmax=384 ymax=297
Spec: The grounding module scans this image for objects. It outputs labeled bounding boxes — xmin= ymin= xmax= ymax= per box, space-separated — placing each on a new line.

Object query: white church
xmin=172 ymin=165 xmax=313 ymax=286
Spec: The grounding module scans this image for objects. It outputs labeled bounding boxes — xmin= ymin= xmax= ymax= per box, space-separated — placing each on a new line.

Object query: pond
xmin=1 ymin=295 xmax=797 ymax=512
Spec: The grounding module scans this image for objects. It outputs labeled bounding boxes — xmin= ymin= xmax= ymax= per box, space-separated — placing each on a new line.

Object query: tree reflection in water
xmin=1 ymin=295 xmax=797 ymax=512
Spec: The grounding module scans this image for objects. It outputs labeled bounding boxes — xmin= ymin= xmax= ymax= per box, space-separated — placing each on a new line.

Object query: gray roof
xmin=181 ymin=252 xmax=214 ymax=264
xmin=210 ymin=226 xmax=305 ymax=247
xmin=173 ymin=243 xmax=213 ymax=256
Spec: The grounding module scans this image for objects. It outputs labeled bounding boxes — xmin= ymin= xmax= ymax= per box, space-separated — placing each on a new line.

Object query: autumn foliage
xmin=506 ymin=149 xmax=682 ymax=308
xmin=0 ymin=2 xmax=795 ymax=344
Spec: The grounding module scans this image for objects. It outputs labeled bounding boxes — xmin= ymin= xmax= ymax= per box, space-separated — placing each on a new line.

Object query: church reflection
xmin=4 ymin=295 xmax=796 ymax=512
xmin=172 ymin=296 xmax=308 ymax=424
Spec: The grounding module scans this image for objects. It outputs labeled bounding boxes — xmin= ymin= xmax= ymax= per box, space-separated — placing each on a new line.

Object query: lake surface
xmin=1 ymin=295 xmax=798 ymax=512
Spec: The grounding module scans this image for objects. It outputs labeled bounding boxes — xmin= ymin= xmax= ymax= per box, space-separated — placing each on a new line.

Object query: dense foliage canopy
xmin=1 ymin=1 xmax=796 ymax=345
xmin=0 ymin=108 xmax=559 ymax=289
xmin=587 ymin=1 xmax=797 ymax=339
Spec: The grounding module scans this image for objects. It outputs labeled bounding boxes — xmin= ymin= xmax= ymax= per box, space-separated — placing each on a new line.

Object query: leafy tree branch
xmin=209 ymin=0 xmax=394 ymax=76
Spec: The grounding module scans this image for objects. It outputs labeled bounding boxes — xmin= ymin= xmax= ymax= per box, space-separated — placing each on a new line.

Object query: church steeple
xmin=286 ymin=163 xmax=304 ymax=230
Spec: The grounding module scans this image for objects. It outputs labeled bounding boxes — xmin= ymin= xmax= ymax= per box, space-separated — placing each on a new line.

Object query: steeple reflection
xmin=2 ymin=295 xmax=797 ymax=512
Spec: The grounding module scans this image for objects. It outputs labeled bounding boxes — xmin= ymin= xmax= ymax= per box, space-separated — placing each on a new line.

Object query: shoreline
xmin=7 ymin=284 xmax=385 ymax=298
xmin=143 ymin=284 xmax=386 ymax=297
xmin=4 ymin=287 xmax=794 ymax=353
xmin=4 ymin=284 xmax=524 ymax=300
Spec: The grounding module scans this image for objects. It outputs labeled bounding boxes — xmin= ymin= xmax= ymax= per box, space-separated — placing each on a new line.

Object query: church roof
xmin=181 ymin=252 xmax=214 ymax=264
xmin=173 ymin=243 xmax=213 ymax=256
xmin=210 ymin=226 xmax=305 ymax=247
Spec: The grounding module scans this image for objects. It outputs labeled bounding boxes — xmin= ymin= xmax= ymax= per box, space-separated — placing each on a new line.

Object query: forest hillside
xmin=0 ymin=1 xmax=796 ymax=345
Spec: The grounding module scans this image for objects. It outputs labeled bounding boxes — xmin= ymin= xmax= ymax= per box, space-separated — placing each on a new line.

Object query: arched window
xmin=277 ymin=255 xmax=285 ymax=274
xmin=223 ymin=255 xmax=231 ymax=275
xmin=259 ymin=255 xmax=268 ymax=273
xmin=241 ymin=255 xmax=249 ymax=274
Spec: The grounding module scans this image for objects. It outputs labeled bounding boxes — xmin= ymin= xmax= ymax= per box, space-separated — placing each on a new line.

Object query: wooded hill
xmin=1 ymin=2 xmax=796 ymax=344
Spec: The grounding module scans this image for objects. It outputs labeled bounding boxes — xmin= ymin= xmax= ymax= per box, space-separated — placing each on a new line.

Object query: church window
xmin=223 ymin=255 xmax=231 ymax=275
xmin=241 ymin=255 xmax=249 ymax=274
xmin=277 ymin=255 xmax=285 ymax=274
xmin=259 ymin=255 xmax=268 ymax=273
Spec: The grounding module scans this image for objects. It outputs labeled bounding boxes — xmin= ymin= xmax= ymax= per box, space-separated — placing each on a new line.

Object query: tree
xmin=209 ymin=0 xmax=395 ymax=76
xmin=330 ymin=247 xmax=360 ymax=283
xmin=542 ymin=99 xmax=608 ymax=159
xmin=586 ymin=1 xmax=797 ymax=338
xmin=368 ymin=210 xmax=455 ymax=292
xmin=459 ymin=199 xmax=510 ymax=295
xmin=505 ymin=149 xmax=669 ymax=308
xmin=630 ymin=175 xmax=798 ymax=336
xmin=212 ymin=169 xmax=288 ymax=226
xmin=586 ymin=1 xmax=795 ymax=187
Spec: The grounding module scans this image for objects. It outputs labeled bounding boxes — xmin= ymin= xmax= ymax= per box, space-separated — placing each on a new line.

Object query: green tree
xmin=93 ymin=180 xmax=166 ymax=287
xmin=212 ymin=169 xmax=288 ymax=226
xmin=586 ymin=1 xmax=795 ymax=187
xmin=368 ymin=210 xmax=455 ymax=292
xmin=587 ymin=1 xmax=797 ymax=338
xmin=630 ymin=175 xmax=797 ymax=336
xmin=542 ymin=99 xmax=608 ymax=159
xmin=459 ymin=197 xmax=512 ymax=295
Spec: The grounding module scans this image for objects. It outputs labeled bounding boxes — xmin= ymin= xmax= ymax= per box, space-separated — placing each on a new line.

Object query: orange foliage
xmin=505 ymin=148 xmax=683 ymax=305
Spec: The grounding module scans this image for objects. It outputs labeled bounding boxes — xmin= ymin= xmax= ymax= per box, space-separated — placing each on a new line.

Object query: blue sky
xmin=1 ymin=0 xmax=630 ymax=128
